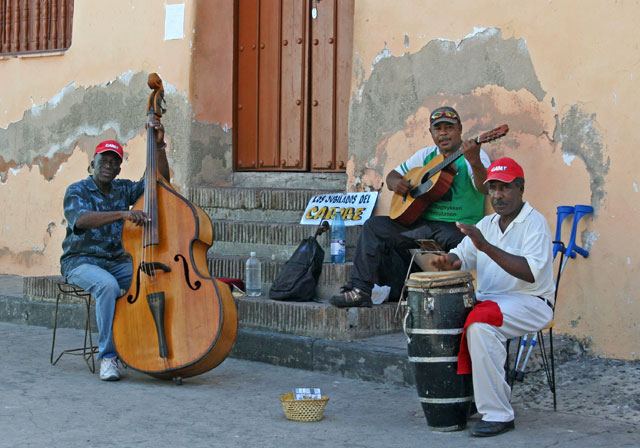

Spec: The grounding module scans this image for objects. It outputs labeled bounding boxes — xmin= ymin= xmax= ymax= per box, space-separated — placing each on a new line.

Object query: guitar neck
xmin=426 ymin=134 xmax=485 ymax=178
xmin=426 ymin=147 xmax=463 ymax=178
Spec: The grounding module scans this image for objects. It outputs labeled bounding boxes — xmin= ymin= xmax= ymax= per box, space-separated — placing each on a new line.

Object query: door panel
xmin=257 ymin=0 xmax=280 ymax=169
xmin=334 ymin=0 xmax=354 ymax=171
xmin=309 ymin=0 xmax=336 ymax=171
xmin=236 ymin=0 xmax=259 ymax=169
xmin=279 ymin=0 xmax=308 ymax=170
xmin=235 ymin=0 xmax=353 ymax=172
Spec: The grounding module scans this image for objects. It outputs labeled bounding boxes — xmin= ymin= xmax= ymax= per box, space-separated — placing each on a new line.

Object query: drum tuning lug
xmin=463 ymin=283 xmax=476 ymax=308
xmin=424 ymin=294 xmax=435 ymax=313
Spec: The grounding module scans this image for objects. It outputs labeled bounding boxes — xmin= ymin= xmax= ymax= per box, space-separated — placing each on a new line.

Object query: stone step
xmin=185 ymin=186 xmax=343 ymax=223
xmin=228 ymin=172 xmax=347 ymax=190
xmin=234 ymin=296 xmax=402 ymax=341
xmin=208 ymin=255 xmax=351 ymax=299
xmin=209 ymin=220 xmax=360 ymax=262
xmin=22 ymin=275 xmax=402 ymax=341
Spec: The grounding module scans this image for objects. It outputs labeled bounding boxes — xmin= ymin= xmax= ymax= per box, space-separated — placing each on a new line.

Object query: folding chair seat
xmin=50 ymin=282 xmax=99 ymax=373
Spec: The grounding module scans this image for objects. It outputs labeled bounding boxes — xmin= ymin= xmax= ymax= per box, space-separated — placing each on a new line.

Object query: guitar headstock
xmin=476 ymin=124 xmax=509 ymax=144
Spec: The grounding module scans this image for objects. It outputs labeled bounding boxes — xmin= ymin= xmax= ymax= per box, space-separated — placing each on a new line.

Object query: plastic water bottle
xmin=245 ymin=252 xmax=262 ymax=296
xmin=331 ymin=210 xmax=346 ymax=263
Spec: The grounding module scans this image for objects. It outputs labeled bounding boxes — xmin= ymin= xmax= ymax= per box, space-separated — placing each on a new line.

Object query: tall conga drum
xmin=403 ymin=271 xmax=476 ymax=432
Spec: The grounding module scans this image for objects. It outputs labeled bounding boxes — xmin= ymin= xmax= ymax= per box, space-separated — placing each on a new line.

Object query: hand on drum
xmin=430 ymin=253 xmax=462 ymax=271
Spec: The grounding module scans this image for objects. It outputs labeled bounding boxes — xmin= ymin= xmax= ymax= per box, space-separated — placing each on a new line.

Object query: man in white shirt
xmin=430 ymin=157 xmax=555 ymax=437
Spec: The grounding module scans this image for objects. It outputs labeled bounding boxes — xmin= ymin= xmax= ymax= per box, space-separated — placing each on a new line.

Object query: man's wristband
xmin=157 ymin=141 xmax=167 ymax=151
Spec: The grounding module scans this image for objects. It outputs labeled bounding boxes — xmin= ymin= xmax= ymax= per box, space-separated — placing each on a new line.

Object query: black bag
xmin=269 ymin=222 xmax=329 ymax=302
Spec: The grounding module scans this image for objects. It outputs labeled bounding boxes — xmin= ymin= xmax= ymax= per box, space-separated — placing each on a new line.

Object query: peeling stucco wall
xmin=348 ymin=0 xmax=639 ymax=360
xmin=0 ymin=1 xmax=235 ymax=276
xmin=349 ymin=28 xmax=545 ymax=180
xmin=0 ymin=71 xmax=233 ymax=188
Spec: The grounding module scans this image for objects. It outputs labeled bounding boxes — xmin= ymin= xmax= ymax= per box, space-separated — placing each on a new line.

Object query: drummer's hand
xmin=430 ymin=254 xmax=462 ymax=271
xmin=456 ymin=222 xmax=489 ymax=252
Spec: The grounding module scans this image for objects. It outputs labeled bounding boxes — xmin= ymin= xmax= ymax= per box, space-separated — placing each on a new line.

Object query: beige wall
xmin=347 ymin=0 xmax=638 ymax=360
xmin=1 ymin=0 xmax=637 ymax=361
xmin=0 ymin=1 xmax=235 ymax=276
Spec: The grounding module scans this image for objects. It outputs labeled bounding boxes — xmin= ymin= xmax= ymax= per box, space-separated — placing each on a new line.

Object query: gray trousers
xmin=349 ymin=216 xmax=464 ymax=298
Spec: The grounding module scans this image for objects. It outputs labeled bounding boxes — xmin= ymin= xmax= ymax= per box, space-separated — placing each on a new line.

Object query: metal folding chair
xmin=50 ymin=282 xmax=99 ymax=373
xmin=507 ymin=205 xmax=593 ymax=410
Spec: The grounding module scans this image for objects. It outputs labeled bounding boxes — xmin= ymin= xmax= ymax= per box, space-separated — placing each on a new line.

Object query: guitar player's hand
xmin=430 ymin=253 xmax=462 ymax=271
xmin=460 ymin=139 xmax=481 ymax=165
xmin=386 ymin=171 xmax=412 ymax=195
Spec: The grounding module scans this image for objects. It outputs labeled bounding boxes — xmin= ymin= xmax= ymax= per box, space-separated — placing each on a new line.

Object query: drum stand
xmin=395 ymin=239 xmax=444 ymax=321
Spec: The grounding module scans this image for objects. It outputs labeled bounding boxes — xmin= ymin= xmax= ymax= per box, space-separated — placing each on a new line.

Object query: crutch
xmin=509 ymin=205 xmax=593 ymax=383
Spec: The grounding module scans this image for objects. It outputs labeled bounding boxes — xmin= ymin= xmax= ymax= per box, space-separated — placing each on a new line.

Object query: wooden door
xmin=234 ymin=0 xmax=353 ymax=172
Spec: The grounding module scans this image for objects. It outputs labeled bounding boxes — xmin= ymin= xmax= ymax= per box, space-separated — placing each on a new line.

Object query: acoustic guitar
xmin=389 ymin=125 xmax=509 ymax=226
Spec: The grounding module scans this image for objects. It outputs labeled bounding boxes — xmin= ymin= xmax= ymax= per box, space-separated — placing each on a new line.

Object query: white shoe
xmin=100 ymin=356 xmax=120 ymax=381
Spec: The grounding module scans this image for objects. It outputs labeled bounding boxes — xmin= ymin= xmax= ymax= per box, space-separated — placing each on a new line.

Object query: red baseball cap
xmin=94 ymin=140 xmax=123 ymax=160
xmin=484 ymin=157 xmax=524 ymax=184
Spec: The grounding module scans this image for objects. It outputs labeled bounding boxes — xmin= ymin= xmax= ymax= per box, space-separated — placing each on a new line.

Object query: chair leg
xmin=549 ymin=328 xmax=556 ymax=411
xmin=537 ymin=328 xmax=557 ymax=411
xmin=50 ymin=292 xmax=63 ymax=366
xmin=81 ymin=296 xmax=97 ymax=374
xmin=50 ymin=286 xmax=99 ymax=374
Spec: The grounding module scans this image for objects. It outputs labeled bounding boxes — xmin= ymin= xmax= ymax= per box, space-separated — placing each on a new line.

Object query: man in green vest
xmin=330 ymin=106 xmax=490 ymax=308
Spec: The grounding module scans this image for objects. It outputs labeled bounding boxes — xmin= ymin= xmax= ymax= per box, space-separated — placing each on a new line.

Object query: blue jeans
xmin=66 ymin=261 xmax=133 ymax=360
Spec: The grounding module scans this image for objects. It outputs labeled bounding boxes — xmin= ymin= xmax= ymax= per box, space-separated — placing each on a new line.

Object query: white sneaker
xmin=99 ymin=356 xmax=120 ymax=381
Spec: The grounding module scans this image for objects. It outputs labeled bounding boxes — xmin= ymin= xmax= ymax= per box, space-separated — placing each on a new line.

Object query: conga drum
xmin=403 ymin=271 xmax=476 ymax=431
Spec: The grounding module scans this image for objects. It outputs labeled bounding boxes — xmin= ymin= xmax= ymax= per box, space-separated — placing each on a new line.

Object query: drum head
xmin=407 ymin=270 xmax=474 ymax=288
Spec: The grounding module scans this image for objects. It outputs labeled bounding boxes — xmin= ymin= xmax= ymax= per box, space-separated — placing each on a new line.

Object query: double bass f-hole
xmin=174 ymin=254 xmax=202 ymax=291
xmin=126 ymin=255 xmax=198 ymax=304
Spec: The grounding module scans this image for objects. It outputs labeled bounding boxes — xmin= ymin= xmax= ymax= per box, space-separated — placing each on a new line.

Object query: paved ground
xmin=1 ymin=322 xmax=639 ymax=448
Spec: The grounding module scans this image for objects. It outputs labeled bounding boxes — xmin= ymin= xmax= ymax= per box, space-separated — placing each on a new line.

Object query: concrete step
xmin=208 ymin=255 xmax=351 ymax=299
xmin=209 ymin=220 xmax=360 ymax=262
xmin=21 ymin=275 xmax=402 ymax=341
xmin=185 ymin=186 xmax=343 ymax=223
xmin=228 ymin=171 xmax=347 ymax=190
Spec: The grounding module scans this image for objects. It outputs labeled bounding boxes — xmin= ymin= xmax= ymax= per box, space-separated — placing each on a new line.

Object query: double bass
xmin=113 ymin=73 xmax=237 ymax=382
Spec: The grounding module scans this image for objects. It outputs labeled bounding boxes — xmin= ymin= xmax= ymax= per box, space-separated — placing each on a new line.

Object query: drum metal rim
xmin=406 ymin=271 xmax=474 ymax=289
xmin=408 ymin=356 xmax=458 ymax=363
xmin=407 ymin=328 xmax=463 ymax=335
xmin=406 ymin=286 xmax=473 ymax=295
xmin=418 ymin=396 xmax=474 ymax=404
xmin=428 ymin=423 xmax=468 ymax=432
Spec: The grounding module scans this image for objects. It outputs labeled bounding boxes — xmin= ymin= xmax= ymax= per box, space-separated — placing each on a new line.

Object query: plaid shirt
xmin=60 ymin=176 xmax=144 ymax=276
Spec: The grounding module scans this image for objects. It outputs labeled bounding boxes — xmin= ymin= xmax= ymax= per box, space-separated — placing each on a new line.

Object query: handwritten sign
xmin=300 ymin=192 xmax=378 ymax=226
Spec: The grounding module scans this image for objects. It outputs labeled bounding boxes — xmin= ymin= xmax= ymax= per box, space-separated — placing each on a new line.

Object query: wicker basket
xmin=280 ymin=392 xmax=329 ymax=422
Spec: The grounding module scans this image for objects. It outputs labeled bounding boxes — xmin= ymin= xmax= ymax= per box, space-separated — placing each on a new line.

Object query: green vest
xmin=421 ymin=154 xmax=485 ymax=225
